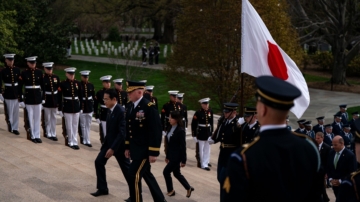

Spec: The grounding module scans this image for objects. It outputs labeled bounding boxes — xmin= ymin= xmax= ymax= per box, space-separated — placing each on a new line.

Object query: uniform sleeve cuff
xmin=149 ymin=147 xmax=160 ymax=151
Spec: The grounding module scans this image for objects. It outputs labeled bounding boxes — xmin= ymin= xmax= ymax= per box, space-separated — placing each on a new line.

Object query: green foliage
xmin=303 ymin=74 xmax=329 ymax=82
xmin=311 ymin=51 xmax=333 ymax=70
xmin=0 ymin=10 xmax=18 ymax=65
xmin=347 ymin=54 xmax=360 ymax=77
xmin=106 ymin=26 xmax=121 ymax=42
xmin=347 ymin=106 xmax=360 ymax=121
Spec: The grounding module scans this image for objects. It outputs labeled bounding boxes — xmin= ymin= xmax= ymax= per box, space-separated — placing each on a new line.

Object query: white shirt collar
xmin=260 ymin=124 xmax=287 ymax=132
xmin=133 ymin=96 xmax=143 ymax=108
xmin=318 ymin=142 xmax=323 ymax=149
xmin=338 ymin=146 xmax=345 ymax=155
xmin=248 ymin=121 xmax=258 ymax=129
xmin=110 ymin=103 xmax=116 ymax=112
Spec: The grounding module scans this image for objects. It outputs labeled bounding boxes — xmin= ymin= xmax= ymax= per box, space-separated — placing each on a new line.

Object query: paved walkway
xmin=69 ymin=55 xmax=165 ymax=70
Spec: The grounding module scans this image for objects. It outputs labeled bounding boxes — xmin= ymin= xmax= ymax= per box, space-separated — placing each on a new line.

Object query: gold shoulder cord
xmin=351 ymin=170 xmax=360 ymax=200
xmin=240 ymin=136 xmax=260 ymax=179
xmin=147 ymin=102 xmax=154 ymax=107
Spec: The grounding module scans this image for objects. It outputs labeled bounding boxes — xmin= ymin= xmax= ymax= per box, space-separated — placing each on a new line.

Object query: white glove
xmin=237 ymin=117 xmax=245 ymax=125
xmin=80 ymin=110 xmax=83 ymax=113
xmin=0 ymin=94 xmax=4 ymax=102
xmin=58 ymin=111 xmax=63 ymax=117
xmin=162 ymin=131 xmax=166 ymax=136
xmin=193 ymin=137 xmax=198 ymax=143
xmin=208 ymin=136 xmax=214 ymax=145
xmin=19 ymin=102 xmax=25 ymax=108
xmin=56 ymin=109 xmax=59 ymax=115
xmin=96 ymin=119 xmax=101 ymax=124
xmin=185 ymin=127 xmax=188 ymax=131
xmin=42 ymin=100 xmax=45 ymax=104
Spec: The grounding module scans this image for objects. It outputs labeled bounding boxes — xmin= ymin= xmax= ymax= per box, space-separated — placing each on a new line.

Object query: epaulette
xmin=351 ymin=170 xmax=360 ymax=180
xmin=292 ymin=131 xmax=313 ymax=141
xmin=148 ymin=102 xmax=155 ymax=107
xmin=127 ymin=100 xmax=131 ymax=103
xmin=240 ymin=136 xmax=260 ymax=155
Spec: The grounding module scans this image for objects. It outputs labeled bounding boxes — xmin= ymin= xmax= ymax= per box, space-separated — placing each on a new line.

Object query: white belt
xmin=100 ymin=105 xmax=106 ymax=108
xmin=5 ymin=83 xmax=18 ymax=86
xmin=198 ymin=124 xmax=211 ymax=127
xmin=64 ymin=97 xmax=78 ymax=100
xmin=25 ymin=85 xmax=40 ymax=89
xmin=82 ymin=96 xmax=93 ymax=100
xmin=45 ymin=90 xmax=58 ymax=95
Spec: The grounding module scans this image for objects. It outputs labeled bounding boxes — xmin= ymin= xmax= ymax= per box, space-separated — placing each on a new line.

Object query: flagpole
xmin=239 ymin=0 xmax=245 ymax=115
xmin=239 ymin=73 xmax=244 ymax=115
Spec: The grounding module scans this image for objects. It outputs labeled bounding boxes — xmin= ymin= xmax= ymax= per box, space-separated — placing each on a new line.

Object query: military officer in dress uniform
xmin=223 ymin=76 xmax=322 ymax=202
xmin=78 ymin=70 xmax=95 ymax=147
xmin=313 ymin=116 xmax=326 ymax=134
xmin=154 ymin=42 xmax=160 ymax=64
xmin=124 ymin=80 xmax=166 ymax=202
xmin=191 ymin=97 xmax=214 ymax=171
xmin=176 ymin=93 xmax=188 ymax=130
xmin=294 ymin=119 xmax=307 ymax=134
xmin=340 ymin=124 xmax=354 ymax=152
xmin=303 ymin=120 xmax=315 ymax=139
xmin=209 ymin=103 xmax=241 ymax=202
xmin=141 ymin=43 xmax=147 ymax=65
xmin=324 ymin=124 xmax=335 ymax=147
xmin=338 ymin=104 xmax=349 ymax=125
xmin=94 ymin=75 xmax=112 ymax=143
xmin=144 ymin=85 xmax=158 ymax=110
xmin=0 ymin=54 xmax=21 ymax=135
xmin=19 ymin=56 xmax=44 ymax=143
xmin=58 ymin=67 xmax=82 ymax=150
xmin=349 ymin=112 xmax=359 ymax=136
xmin=161 ymin=91 xmax=183 ymax=133
xmin=240 ymin=107 xmax=260 ymax=144
xmin=41 ymin=62 xmax=60 ymax=141
xmin=332 ymin=112 xmax=343 ymax=135
xmin=113 ymin=78 xmax=127 ymax=108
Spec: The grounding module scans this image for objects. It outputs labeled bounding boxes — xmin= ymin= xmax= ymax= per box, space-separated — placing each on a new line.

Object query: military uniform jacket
xmin=223 ymin=128 xmax=322 ymax=202
xmin=240 ymin=121 xmax=260 ymax=144
xmin=182 ymin=104 xmax=188 ymax=128
xmin=154 ymin=45 xmax=160 ymax=55
xmin=42 ymin=73 xmax=60 ymax=108
xmin=124 ymin=97 xmax=162 ymax=160
xmin=94 ymin=88 xmax=109 ymax=121
xmin=332 ymin=121 xmax=343 ymax=135
xmin=142 ymin=47 xmax=147 ymax=57
xmin=313 ymin=124 xmax=325 ymax=134
xmin=191 ymin=108 xmax=214 ymax=141
xmin=337 ymin=170 xmax=360 ymax=202
xmin=58 ymin=79 xmax=82 ymax=113
xmin=115 ymin=89 xmax=127 ymax=107
xmin=213 ymin=116 xmax=241 ymax=167
xmin=161 ymin=101 xmax=184 ymax=131
xmin=79 ymin=81 xmax=95 ymax=113
xmin=294 ymin=128 xmax=306 ymax=134
xmin=19 ymin=68 xmax=44 ymax=104
xmin=0 ymin=65 xmax=21 ymax=99
xmin=305 ymin=130 xmax=315 ymax=139
xmin=143 ymin=93 xmax=158 ymax=110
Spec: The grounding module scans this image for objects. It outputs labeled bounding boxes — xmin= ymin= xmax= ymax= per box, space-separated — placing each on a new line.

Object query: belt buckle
xmin=33 ymin=85 xmax=35 ymax=88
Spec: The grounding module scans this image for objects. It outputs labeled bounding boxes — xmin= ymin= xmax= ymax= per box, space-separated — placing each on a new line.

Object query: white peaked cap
xmin=199 ymin=97 xmax=210 ymax=103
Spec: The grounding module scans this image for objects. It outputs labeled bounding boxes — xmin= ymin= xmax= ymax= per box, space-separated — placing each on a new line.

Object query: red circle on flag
xmin=267 ymin=41 xmax=288 ymax=80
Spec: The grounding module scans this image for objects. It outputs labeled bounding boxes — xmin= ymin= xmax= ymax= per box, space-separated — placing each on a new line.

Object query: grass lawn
xmin=303 ymin=73 xmax=329 ymax=82
xmin=55 ymin=60 xmax=200 ymax=111
xmin=71 ymin=40 xmax=171 ymax=64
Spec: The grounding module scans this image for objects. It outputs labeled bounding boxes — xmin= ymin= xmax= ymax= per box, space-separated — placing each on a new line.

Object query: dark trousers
xmin=332 ymin=186 xmax=339 ymax=198
xmin=195 ymin=142 xmax=201 ymax=168
xmin=155 ymin=55 xmax=159 ymax=64
xmin=149 ymin=56 xmax=154 ymax=65
xmin=128 ymin=159 xmax=164 ymax=202
xmin=163 ymin=160 xmax=191 ymax=192
xmin=95 ymin=148 xmax=130 ymax=191
xmin=217 ymin=166 xmax=227 ymax=202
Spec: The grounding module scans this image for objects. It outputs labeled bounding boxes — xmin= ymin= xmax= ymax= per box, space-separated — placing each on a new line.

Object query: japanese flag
xmin=241 ymin=0 xmax=310 ymax=118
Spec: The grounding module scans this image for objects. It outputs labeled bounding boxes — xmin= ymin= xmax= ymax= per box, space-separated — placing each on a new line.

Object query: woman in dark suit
xmin=163 ymin=111 xmax=194 ymax=198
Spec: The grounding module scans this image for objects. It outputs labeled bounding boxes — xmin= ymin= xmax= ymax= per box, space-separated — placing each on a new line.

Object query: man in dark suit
xmin=223 ymin=76 xmax=322 ymax=201
xmin=124 ymin=80 xmax=165 ymax=202
xmin=315 ymin=132 xmax=331 ymax=202
xmin=91 ymin=89 xmax=130 ymax=200
xmin=332 ymin=112 xmax=343 ymax=135
xmin=326 ymin=135 xmax=357 ymax=198
xmin=313 ymin=116 xmax=326 ymax=134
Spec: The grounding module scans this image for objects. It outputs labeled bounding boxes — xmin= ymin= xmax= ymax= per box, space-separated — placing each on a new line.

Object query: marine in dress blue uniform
xmin=19 ymin=56 xmax=44 ymax=143
xmin=144 ymin=85 xmax=158 ymax=110
xmin=223 ymin=76 xmax=322 ymax=202
xmin=78 ymin=70 xmax=95 ymax=147
xmin=176 ymin=93 xmax=188 ymax=130
xmin=210 ymin=103 xmax=241 ymax=202
xmin=0 ymin=54 xmax=21 ymax=135
xmin=41 ymin=62 xmax=60 ymax=141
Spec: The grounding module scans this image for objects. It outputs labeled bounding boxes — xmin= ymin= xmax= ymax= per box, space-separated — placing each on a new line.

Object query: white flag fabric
xmin=241 ymin=0 xmax=310 ymax=118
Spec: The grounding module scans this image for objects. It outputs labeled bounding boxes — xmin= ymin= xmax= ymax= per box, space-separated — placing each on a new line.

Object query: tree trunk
xmin=331 ymin=52 xmax=347 ymax=84
xmin=161 ymin=17 xmax=175 ymax=44
xmin=152 ymin=19 xmax=162 ymax=41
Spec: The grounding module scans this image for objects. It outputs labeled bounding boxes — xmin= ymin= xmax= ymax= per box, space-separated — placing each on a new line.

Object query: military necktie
xmin=129 ymin=103 xmax=134 ymax=114
xmin=334 ymin=152 xmax=340 ymax=169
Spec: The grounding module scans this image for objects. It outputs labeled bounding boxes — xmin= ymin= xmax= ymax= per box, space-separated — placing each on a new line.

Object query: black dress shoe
xmin=203 ymin=167 xmax=210 ymax=171
xmin=31 ymin=139 xmax=37 ymax=143
xmin=186 ymin=187 xmax=194 ymax=198
xmin=52 ymin=137 xmax=58 ymax=141
xmin=124 ymin=197 xmax=131 ymax=202
xmin=166 ymin=190 xmax=175 ymax=196
xmin=36 ymin=138 xmax=42 ymax=143
xmin=47 ymin=136 xmax=53 ymax=140
xmin=90 ymin=189 xmax=108 ymax=197
xmin=208 ymin=163 xmax=212 ymax=167
xmin=73 ymin=145 xmax=80 ymax=150
xmin=86 ymin=144 xmax=93 ymax=147
xmin=12 ymin=130 xmax=20 ymax=135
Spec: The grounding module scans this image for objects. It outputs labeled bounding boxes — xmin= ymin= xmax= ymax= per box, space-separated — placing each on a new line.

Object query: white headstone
xmin=88 ymin=49 xmax=92 ymax=55
xmin=108 ymin=48 xmax=111 ymax=55
xmin=135 ymin=41 xmax=138 ymax=46
xmin=81 ymin=48 xmax=85 ymax=54
xmin=138 ymin=50 xmax=142 ymax=57
xmin=100 ymin=47 xmax=104 ymax=54
xmin=114 ymin=49 xmax=118 ymax=56
xmin=128 ymin=44 xmax=131 ymax=49
xmin=96 ymin=40 xmax=99 ymax=45
xmin=121 ymin=43 xmax=124 ymax=48
xmin=130 ymin=50 xmax=133 ymax=57
xmin=75 ymin=47 xmax=78 ymax=54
